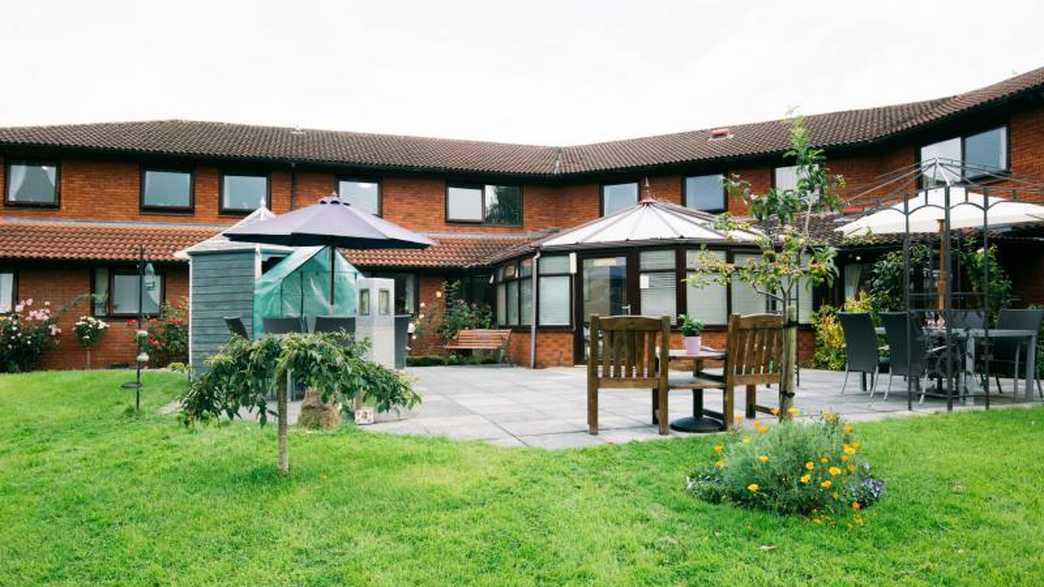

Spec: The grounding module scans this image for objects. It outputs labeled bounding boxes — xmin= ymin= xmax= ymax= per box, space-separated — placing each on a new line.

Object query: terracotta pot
xmin=683 ymin=336 xmax=702 ymax=354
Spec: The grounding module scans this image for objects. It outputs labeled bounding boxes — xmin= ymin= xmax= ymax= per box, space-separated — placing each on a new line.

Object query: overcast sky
xmin=2 ymin=0 xmax=1043 ymax=145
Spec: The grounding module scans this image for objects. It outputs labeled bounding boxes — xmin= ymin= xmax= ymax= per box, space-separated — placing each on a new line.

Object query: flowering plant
xmin=0 ymin=298 xmax=61 ymax=373
xmin=141 ymin=300 xmax=188 ymax=367
xmin=687 ymin=411 xmax=883 ymax=524
xmin=74 ymin=316 xmax=110 ymax=349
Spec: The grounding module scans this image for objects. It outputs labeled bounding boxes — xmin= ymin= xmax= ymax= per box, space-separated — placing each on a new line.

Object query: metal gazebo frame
xmin=842 ymin=158 xmax=1044 ymax=412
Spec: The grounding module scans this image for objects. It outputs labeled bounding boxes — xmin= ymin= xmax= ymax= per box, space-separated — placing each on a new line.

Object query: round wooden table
xmin=668 ymin=348 xmax=727 ymax=433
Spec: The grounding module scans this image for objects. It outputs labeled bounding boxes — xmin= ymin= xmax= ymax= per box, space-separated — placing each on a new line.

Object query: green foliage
xmin=869 ymin=244 xmax=932 ymax=312
xmin=688 ymin=115 xmax=844 ymax=310
xmin=406 ymin=355 xmax=448 ymax=366
xmin=0 ymin=299 xmax=61 ymax=373
xmin=677 ymin=314 xmax=704 ymax=336
xmin=180 ymin=332 xmax=420 ymax=425
xmin=689 ymin=413 xmax=882 ymax=519
xmin=811 ymin=292 xmax=876 ymax=370
xmin=415 ymin=280 xmax=494 ymax=342
xmin=142 ymin=300 xmax=188 ymax=367
xmin=957 ymin=242 xmax=1013 ymax=322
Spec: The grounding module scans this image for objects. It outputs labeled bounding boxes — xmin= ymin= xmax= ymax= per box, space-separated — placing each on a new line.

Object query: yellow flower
xmin=714 ymin=460 xmax=724 ymax=469
xmin=747 ymin=483 xmax=759 ymax=493
xmin=829 ymin=466 xmax=842 ymax=476
xmin=800 ymin=474 xmax=811 ymax=484
xmin=787 ymin=406 xmax=800 ymax=416
xmin=843 ymin=444 xmax=856 ymax=456
xmin=805 ymin=461 xmax=815 ymax=470
xmin=843 ymin=424 xmax=854 ymax=434
xmin=852 ymin=501 xmax=862 ymax=510
xmin=847 ymin=463 xmax=857 ymax=473
xmin=713 ymin=444 xmax=723 ymax=453
xmin=820 ymin=456 xmax=829 ymax=464
xmin=841 ymin=454 xmax=849 ymax=463
xmin=755 ymin=423 xmax=768 ymax=433
xmin=820 ymin=479 xmax=833 ymax=489
xmin=758 ymin=455 xmax=769 ymax=463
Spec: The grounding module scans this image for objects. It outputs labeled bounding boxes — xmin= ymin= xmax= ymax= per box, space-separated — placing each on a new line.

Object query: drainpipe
xmin=530 ymin=250 xmax=541 ymax=368
xmin=289 ymin=161 xmax=298 ymax=210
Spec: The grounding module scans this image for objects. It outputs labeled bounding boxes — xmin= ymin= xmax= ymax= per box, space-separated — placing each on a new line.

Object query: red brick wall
xmin=11 ymin=263 xmax=188 ymax=370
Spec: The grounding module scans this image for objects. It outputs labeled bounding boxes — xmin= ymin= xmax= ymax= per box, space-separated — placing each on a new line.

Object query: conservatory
xmin=490 ymin=197 xmax=815 ymax=367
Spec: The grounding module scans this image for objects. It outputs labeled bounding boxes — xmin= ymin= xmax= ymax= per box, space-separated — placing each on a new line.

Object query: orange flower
xmin=805 ymin=461 xmax=815 ymax=470
xmin=829 ymin=466 xmax=842 ymax=476
xmin=820 ymin=479 xmax=833 ymax=489
xmin=713 ymin=444 xmax=723 ymax=454
xmin=852 ymin=501 xmax=862 ymax=510
xmin=800 ymin=474 xmax=811 ymax=484
xmin=758 ymin=455 xmax=769 ymax=463
xmin=841 ymin=454 xmax=849 ymax=463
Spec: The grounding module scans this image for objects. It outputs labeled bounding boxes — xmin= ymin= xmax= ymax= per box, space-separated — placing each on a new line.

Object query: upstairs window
xmin=601 ymin=182 xmax=638 ymax=216
xmin=446 ymin=183 xmax=522 ymax=225
xmin=338 ymin=177 xmax=381 ymax=216
xmin=0 ymin=271 xmax=14 ymax=313
xmin=684 ymin=174 xmax=726 ymax=212
xmin=774 ymin=165 xmax=818 ymax=202
xmin=5 ymin=160 xmax=59 ymax=206
xmin=142 ymin=168 xmax=192 ymax=210
xmin=221 ymin=172 xmax=269 ymax=213
xmin=920 ymin=126 xmax=1008 ymax=186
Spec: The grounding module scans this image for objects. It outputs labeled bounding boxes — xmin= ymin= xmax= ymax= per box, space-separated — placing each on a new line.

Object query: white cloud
xmin=1 ymin=0 xmax=1042 ymax=144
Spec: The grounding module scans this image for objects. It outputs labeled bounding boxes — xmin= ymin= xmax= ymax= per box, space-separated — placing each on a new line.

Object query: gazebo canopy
xmin=537 ymin=198 xmax=763 ymax=251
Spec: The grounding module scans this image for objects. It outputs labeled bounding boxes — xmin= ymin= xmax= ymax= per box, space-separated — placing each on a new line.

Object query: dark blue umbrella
xmin=224 ymin=194 xmax=433 ymax=306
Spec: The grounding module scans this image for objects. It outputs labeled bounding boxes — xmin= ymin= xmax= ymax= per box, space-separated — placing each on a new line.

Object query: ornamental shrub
xmin=0 ymin=299 xmax=61 ymax=373
xmin=142 ymin=300 xmax=188 ymax=367
xmin=688 ymin=412 xmax=883 ymax=520
xmin=811 ymin=292 xmax=875 ymax=370
xmin=414 ymin=281 xmax=493 ymax=343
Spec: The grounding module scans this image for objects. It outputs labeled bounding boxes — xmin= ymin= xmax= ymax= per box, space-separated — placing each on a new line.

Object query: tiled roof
xmin=2 ymin=68 xmax=1042 ymax=176
xmin=342 ymin=234 xmax=530 ymax=269
xmin=0 ymin=220 xmax=220 ymax=262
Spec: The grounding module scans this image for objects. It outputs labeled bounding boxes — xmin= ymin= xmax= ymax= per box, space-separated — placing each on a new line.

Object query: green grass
xmin=1 ymin=371 xmax=1042 ymax=586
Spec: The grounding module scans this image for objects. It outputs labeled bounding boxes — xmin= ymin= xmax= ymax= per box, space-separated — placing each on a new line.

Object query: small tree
xmin=180 ymin=332 xmax=420 ymax=475
xmin=687 ymin=115 xmax=845 ymax=418
xmin=73 ymin=315 xmax=110 ymax=369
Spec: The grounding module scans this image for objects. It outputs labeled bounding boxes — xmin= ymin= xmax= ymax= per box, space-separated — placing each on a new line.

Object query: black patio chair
xmin=313 ymin=316 xmax=357 ymax=348
xmin=949 ymin=309 xmax=986 ymax=330
xmin=263 ymin=316 xmax=305 ymax=335
xmin=984 ymin=309 xmax=1044 ymax=397
xmin=880 ymin=312 xmax=953 ymax=403
xmin=838 ymin=312 xmax=888 ymax=398
xmin=224 ymin=315 xmax=250 ymax=339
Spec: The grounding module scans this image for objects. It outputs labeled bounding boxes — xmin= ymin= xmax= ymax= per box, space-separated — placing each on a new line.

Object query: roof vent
xmin=290 ymin=126 xmax=305 ymax=136
xmin=709 ymin=128 xmax=733 ymax=141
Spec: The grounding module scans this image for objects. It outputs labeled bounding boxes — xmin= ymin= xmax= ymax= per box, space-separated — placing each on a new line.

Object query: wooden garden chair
xmin=725 ymin=313 xmax=785 ymax=422
xmin=586 ymin=315 xmax=671 ymax=436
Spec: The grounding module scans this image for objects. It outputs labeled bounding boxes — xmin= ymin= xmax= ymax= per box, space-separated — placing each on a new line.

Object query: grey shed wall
xmin=189 ymin=251 xmax=256 ymax=373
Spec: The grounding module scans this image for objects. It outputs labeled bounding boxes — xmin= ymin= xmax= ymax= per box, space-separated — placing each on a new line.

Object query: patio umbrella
xmin=836 ymin=187 xmax=1044 ymax=307
xmin=224 ymin=194 xmax=433 ymax=307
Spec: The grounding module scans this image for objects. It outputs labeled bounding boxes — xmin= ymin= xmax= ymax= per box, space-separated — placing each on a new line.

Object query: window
xmin=5 ymin=161 xmax=58 ymax=206
xmin=639 ymin=250 xmax=676 ymax=320
xmin=368 ymin=272 xmax=417 ymax=314
xmin=142 ymin=168 xmax=192 ymax=210
xmin=685 ymin=250 xmax=727 ymax=325
xmin=0 ymin=271 xmax=14 ymax=313
xmin=730 ymin=253 xmax=769 ymax=315
xmin=920 ymin=126 xmax=1008 ymax=186
xmin=601 ymin=182 xmax=638 ymax=216
xmin=338 ymin=178 xmax=381 ymax=216
xmin=684 ymin=174 xmax=726 ymax=212
xmin=538 ymin=255 xmax=571 ymax=326
xmin=220 ymin=172 xmax=269 ymax=213
xmin=459 ymin=274 xmax=495 ymax=308
xmin=92 ymin=268 xmax=162 ymax=317
xmin=494 ymin=259 xmax=541 ymax=327
xmin=446 ymin=183 xmax=522 ymax=225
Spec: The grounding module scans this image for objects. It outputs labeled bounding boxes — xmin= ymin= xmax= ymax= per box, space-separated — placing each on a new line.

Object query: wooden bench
xmin=444 ymin=329 xmax=512 ymax=360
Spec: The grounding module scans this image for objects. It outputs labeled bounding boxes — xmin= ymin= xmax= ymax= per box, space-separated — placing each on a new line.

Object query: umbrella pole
xmin=330 ymin=245 xmax=336 ymax=312
xmin=937 ymin=219 xmax=946 ymax=311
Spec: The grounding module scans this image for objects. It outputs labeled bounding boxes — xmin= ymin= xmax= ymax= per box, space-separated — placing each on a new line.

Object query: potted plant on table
xmin=678 ymin=314 xmax=704 ymax=353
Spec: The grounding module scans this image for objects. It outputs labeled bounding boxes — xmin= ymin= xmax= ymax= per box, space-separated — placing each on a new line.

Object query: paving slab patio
xmin=360 ymin=365 xmax=1042 ymax=448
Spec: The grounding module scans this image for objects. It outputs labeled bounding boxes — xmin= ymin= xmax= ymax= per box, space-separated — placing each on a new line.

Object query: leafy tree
xmin=687 ymin=115 xmax=845 ymax=418
xmin=180 ymin=332 xmax=420 ymax=475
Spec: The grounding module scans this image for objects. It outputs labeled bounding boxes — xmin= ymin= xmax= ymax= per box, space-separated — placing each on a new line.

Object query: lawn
xmin=1 ymin=371 xmax=1042 ymax=586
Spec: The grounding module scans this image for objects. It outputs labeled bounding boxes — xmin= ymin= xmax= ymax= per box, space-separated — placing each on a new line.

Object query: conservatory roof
xmin=536 ymin=198 xmax=763 ymax=251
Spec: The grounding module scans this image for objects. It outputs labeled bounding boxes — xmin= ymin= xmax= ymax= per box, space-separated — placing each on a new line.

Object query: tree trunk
xmin=277 ymin=371 xmax=289 ymax=475
xmin=779 ymin=304 xmax=797 ymax=420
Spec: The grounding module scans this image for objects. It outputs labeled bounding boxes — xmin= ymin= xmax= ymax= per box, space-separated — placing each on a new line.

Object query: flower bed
xmin=0 ymin=299 xmax=61 ymax=373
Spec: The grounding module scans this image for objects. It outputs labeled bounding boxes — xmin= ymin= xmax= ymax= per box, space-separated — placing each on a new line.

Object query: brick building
xmin=3 ymin=67 xmax=1044 ymax=369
